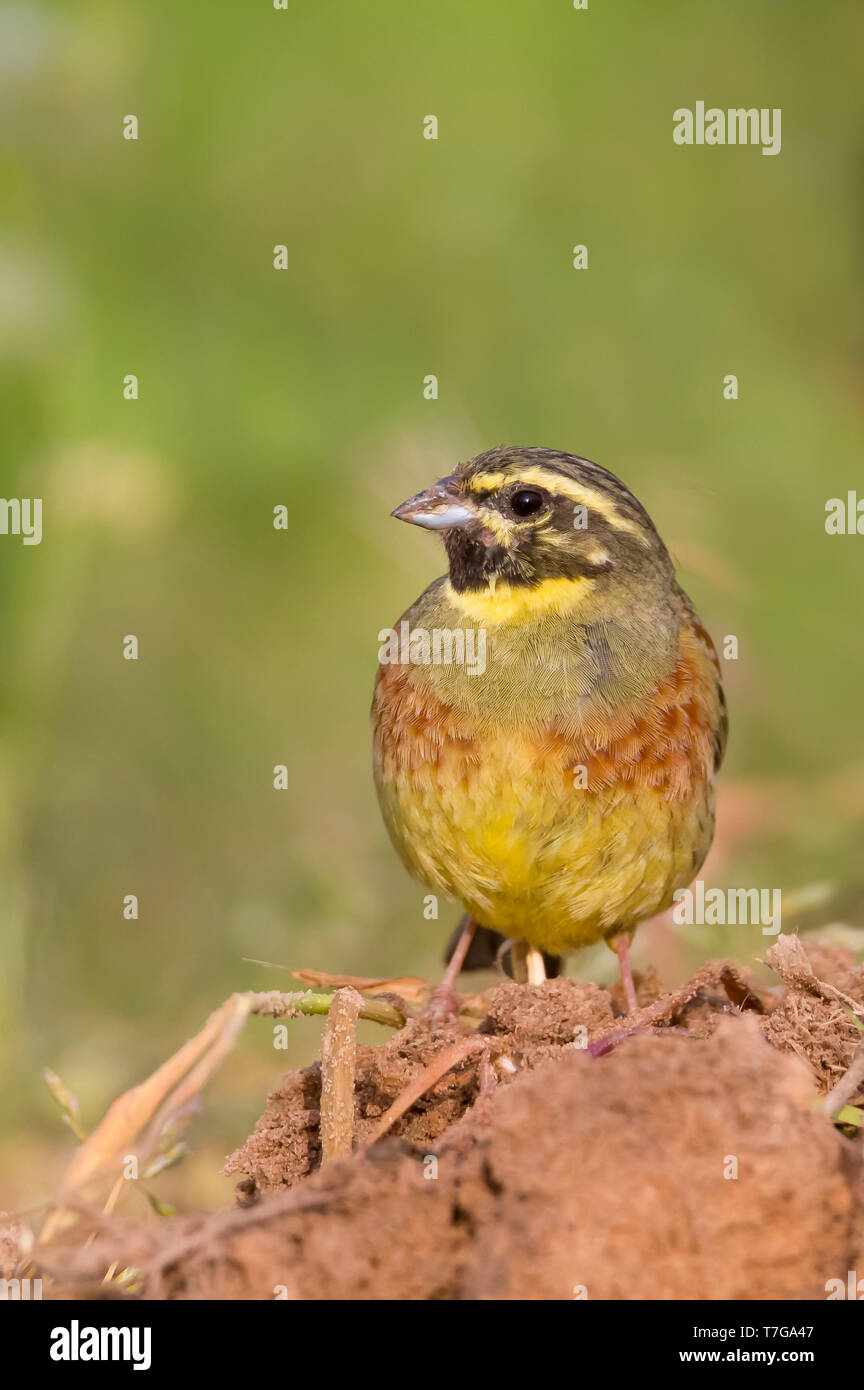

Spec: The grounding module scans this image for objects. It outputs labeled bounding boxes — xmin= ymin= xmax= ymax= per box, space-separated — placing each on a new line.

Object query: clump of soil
xmin=224 ymin=977 xmax=620 ymax=1194
xmin=27 ymin=936 xmax=864 ymax=1300
xmin=761 ymin=938 xmax=864 ymax=1093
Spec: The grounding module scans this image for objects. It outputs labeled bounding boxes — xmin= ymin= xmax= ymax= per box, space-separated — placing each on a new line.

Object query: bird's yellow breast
xmin=372 ymin=611 xmax=722 ymax=955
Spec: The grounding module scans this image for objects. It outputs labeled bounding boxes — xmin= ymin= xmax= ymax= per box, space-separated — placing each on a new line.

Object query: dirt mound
xmin=146 ymin=1016 xmax=853 ymax=1300
xmin=17 ymin=937 xmax=864 ymax=1300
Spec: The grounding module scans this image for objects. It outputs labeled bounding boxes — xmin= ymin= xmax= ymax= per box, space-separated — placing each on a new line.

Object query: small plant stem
xmin=248 ymin=989 xmax=404 ymax=1029
xmin=319 ymin=988 xmax=363 ymax=1165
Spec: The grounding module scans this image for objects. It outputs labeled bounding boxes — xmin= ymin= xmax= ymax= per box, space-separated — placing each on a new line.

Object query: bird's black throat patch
xmin=443 ymin=524 xmax=612 ymax=592
xmin=444 ymin=531 xmax=525 ymax=591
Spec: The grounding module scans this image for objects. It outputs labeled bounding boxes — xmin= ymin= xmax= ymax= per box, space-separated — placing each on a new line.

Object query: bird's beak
xmin=391 ymin=475 xmax=476 ymax=530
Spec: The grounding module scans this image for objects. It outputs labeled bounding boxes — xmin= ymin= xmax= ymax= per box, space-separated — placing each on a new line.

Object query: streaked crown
xmin=393 ymin=445 xmax=674 ymax=593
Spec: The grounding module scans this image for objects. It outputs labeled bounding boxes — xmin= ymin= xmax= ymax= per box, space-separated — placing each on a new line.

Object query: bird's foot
xmin=421 ymin=915 xmax=477 ymax=1025
xmin=423 ymin=982 xmax=463 ymax=1026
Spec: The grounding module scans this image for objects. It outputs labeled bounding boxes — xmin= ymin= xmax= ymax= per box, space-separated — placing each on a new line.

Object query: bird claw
xmin=422 ymin=983 xmax=463 ymax=1026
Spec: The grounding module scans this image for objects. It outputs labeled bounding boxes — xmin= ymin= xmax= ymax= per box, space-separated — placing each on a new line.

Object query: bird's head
xmin=392 ymin=446 xmax=675 ymax=615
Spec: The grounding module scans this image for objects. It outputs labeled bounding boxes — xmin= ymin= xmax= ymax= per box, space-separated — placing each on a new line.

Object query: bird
xmin=371 ymin=445 xmax=727 ymax=1013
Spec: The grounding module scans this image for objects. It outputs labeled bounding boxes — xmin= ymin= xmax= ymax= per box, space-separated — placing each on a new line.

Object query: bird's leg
xmin=509 ymin=940 xmax=547 ymax=985
xmin=526 ymin=946 xmax=546 ymax=985
xmin=424 ymin=915 xmax=477 ymax=1023
xmin=613 ymin=932 xmax=639 ymax=1013
xmin=509 ymin=940 xmax=528 ymax=983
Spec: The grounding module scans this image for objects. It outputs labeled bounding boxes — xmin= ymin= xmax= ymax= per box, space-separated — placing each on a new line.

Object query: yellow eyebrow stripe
xmin=465 ymin=466 xmax=645 ymax=539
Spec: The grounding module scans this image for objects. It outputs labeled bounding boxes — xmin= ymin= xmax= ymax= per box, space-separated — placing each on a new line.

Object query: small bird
xmin=371 ymin=446 xmax=727 ymax=1011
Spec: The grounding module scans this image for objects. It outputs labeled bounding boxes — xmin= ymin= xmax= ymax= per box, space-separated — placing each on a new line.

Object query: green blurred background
xmin=2 ymin=0 xmax=863 ymax=1211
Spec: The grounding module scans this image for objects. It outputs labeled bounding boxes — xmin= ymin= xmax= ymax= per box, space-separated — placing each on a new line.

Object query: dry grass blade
xmin=44 ymin=1069 xmax=88 ymax=1143
xmin=293 ymin=968 xmax=428 ymax=1005
xmin=367 ymin=1037 xmax=489 ymax=1145
xmin=40 ymin=993 xmax=253 ymax=1245
xmin=616 ymin=959 xmax=765 ymax=1032
xmin=823 ymin=1042 xmax=864 ymax=1121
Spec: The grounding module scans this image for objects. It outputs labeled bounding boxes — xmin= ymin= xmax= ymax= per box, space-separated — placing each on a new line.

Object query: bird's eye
xmin=509 ymin=487 xmax=546 ymax=517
